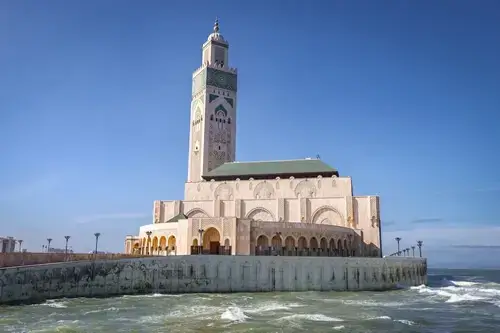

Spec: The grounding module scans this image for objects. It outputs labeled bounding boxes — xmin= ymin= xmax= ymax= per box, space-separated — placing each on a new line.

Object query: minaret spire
xmin=213 ymin=17 xmax=220 ymax=33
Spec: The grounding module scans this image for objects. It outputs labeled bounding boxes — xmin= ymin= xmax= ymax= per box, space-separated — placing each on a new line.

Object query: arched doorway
xmin=168 ymin=236 xmax=176 ymax=255
xmin=192 ymin=238 xmax=198 ymax=246
xmin=202 ymin=227 xmax=221 ymax=254
xmin=320 ymin=238 xmax=328 ymax=251
xmin=152 ymin=237 xmax=159 ymax=255
xmin=285 ymin=236 xmax=295 ymax=250
xmin=271 ymin=235 xmax=282 ymax=248
xmin=159 ymin=236 xmax=167 ymax=255
xmin=133 ymin=243 xmax=139 ymax=254
xmin=310 ymin=237 xmax=319 ymax=249
xmin=298 ymin=236 xmax=307 ymax=250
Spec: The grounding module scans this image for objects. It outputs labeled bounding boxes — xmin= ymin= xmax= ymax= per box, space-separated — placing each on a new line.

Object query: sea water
xmin=1 ymin=268 xmax=499 ymax=332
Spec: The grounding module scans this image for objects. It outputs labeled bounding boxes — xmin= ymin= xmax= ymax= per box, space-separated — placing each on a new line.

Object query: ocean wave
xmin=410 ymin=278 xmax=500 ymax=306
xmin=38 ymin=300 xmax=68 ymax=308
xmin=221 ymin=306 xmax=249 ymax=322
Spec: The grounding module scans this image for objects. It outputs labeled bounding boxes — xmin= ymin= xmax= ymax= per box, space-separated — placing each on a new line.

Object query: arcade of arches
xmin=125 ymin=219 xmax=379 ymax=258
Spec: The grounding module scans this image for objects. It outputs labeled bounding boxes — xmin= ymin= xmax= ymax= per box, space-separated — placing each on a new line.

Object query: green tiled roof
xmin=203 ymin=159 xmax=338 ymax=179
xmin=166 ymin=213 xmax=187 ymax=223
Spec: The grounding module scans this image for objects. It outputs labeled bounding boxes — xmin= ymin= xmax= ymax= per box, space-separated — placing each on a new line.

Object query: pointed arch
xmin=246 ymin=207 xmax=275 ymax=221
xmin=311 ymin=206 xmax=345 ymax=226
xmin=186 ymin=208 xmax=209 ymax=218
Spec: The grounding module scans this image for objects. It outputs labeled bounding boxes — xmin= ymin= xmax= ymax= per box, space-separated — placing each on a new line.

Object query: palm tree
xmin=64 ymin=236 xmax=71 ymax=260
xmin=46 ymin=238 xmax=52 ymax=253
xmin=417 ymin=240 xmax=423 ymax=257
xmin=411 ymin=246 xmax=415 ymax=257
xmin=94 ymin=233 xmax=101 ymax=257
xmin=395 ymin=237 xmax=401 ymax=256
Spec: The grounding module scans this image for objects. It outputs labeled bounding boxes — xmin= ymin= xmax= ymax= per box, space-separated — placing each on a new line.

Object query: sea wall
xmin=0 ymin=255 xmax=427 ymax=305
xmin=0 ymin=252 xmax=149 ymax=268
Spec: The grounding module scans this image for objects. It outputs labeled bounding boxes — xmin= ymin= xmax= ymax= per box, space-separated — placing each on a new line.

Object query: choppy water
xmin=1 ymin=268 xmax=500 ymax=332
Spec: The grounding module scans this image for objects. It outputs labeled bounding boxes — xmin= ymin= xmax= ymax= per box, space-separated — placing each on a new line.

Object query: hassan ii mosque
xmin=124 ymin=20 xmax=382 ymax=258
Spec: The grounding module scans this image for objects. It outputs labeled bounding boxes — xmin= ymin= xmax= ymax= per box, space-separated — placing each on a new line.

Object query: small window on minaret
xmin=218 ymin=146 xmax=221 ymax=150
xmin=220 ymin=61 xmax=224 ymax=67
xmin=228 ymin=118 xmax=231 ymax=124
xmin=210 ymin=115 xmax=214 ymax=121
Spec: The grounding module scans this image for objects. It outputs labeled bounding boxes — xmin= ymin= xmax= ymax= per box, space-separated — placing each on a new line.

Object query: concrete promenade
xmin=0 ymin=255 xmax=427 ymax=305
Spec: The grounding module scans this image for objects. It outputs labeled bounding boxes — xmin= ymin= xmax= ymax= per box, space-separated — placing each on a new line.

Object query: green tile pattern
xmin=215 ymin=104 xmax=228 ymax=116
xmin=203 ymin=159 xmax=338 ymax=178
xmin=224 ymin=97 xmax=234 ymax=107
xmin=166 ymin=213 xmax=188 ymax=223
xmin=209 ymin=94 xmax=219 ymax=103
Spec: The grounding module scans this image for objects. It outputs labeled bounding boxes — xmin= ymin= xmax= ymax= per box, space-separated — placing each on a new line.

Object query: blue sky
xmin=1 ymin=0 xmax=499 ymax=268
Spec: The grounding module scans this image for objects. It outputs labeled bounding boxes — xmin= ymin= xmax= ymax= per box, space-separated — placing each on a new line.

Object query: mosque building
xmin=124 ymin=20 xmax=382 ymax=257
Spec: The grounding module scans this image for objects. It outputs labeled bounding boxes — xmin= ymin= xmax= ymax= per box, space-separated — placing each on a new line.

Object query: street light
xmin=64 ymin=236 xmax=71 ymax=260
xmin=276 ymin=231 xmax=282 ymax=255
xmin=94 ymin=233 xmax=101 ymax=258
xmin=417 ymin=240 xmax=423 ymax=257
xmin=411 ymin=246 xmax=415 ymax=257
xmin=395 ymin=237 xmax=401 ymax=256
xmin=145 ymin=231 xmax=152 ymax=255
xmin=406 ymin=248 xmax=410 ymax=257
xmin=18 ymin=240 xmax=23 ymax=252
xmin=47 ymin=238 xmax=52 ymax=253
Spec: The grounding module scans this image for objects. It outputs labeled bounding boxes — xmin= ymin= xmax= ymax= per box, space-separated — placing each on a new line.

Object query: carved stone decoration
xmin=210 ymin=179 xmax=216 ymax=191
xmin=249 ymin=178 xmax=254 ymax=190
xmin=311 ymin=206 xmax=344 ymax=226
xmin=214 ymin=183 xmax=233 ymax=200
xmin=197 ymin=183 xmax=201 ymax=192
xmin=246 ymin=208 xmax=275 ymax=222
xmin=371 ymin=216 xmax=379 ymax=228
xmin=275 ymin=177 xmax=280 ymax=190
xmin=253 ymin=181 xmax=275 ymax=199
xmin=294 ymin=180 xmax=317 ymax=198
xmin=332 ymin=177 xmax=337 ymax=187
xmin=186 ymin=209 xmax=209 ymax=218
xmin=289 ymin=176 xmax=295 ymax=189
xmin=235 ymin=178 xmax=240 ymax=191
xmin=317 ymin=175 xmax=322 ymax=189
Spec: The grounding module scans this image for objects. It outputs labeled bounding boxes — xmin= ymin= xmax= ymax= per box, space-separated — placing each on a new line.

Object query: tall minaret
xmin=188 ymin=19 xmax=238 ymax=182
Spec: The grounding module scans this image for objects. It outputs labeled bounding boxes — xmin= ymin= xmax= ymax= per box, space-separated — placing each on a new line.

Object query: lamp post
xmin=47 ymin=238 xmax=52 ymax=253
xmin=417 ymin=240 xmax=423 ymax=257
xmin=64 ymin=236 xmax=71 ymax=261
xmin=406 ymin=248 xmax=410 ymax=257
xmin=395 ymin=237 xmax=401 ymax=256
xmin=145 ymin=231 xmax=152 ymax=255
xmin=94 ymin=233 xmax=100 ymax=258
xmin=18 ymin=240 xmax=23 ymax=252
xmin=198 ymin=229 xmax=204 ymax=254
xmin=411 ymin=246 xmax=415 ymax=257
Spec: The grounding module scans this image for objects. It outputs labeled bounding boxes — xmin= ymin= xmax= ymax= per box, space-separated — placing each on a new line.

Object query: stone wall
xmin=0 ymin=252 xmax=148 ymax=268
xmin=0 ymin=255 xmax=427 ymax=305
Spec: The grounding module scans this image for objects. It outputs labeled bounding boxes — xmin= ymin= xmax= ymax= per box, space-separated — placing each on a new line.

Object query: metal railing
xmin=190 ymin=246 xmax=232 ymax=255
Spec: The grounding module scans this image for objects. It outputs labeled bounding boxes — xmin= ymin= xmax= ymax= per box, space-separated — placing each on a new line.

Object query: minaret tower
xmin=187 ymin=19 xmax=238 ymax=182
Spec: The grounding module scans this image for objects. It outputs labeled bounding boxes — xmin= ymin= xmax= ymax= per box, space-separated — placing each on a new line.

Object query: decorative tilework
xmin=209 ymin=94 xmax=219 ymax=103
xmin=215 ymin=104 xmax=228 ymax=116
xmin=224 ymin=97 xmax=234 ymax=107
xmin=206 ymin=68 xmax=237 ymax=91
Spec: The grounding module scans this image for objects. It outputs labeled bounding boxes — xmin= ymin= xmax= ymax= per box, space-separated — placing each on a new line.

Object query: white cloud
xmin=74 ymin=213 xmax=149 ymax=224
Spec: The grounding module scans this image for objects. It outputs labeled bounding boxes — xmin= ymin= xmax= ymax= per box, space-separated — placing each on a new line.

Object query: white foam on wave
xmin=244 ymin=301 xmax=303 ymax=314
xmin=367 ymin=315 xmax=392 ymax=320
xmin=220 ymin=306 xmax=249 ymax=322
xmin=83 ymin=306 xmax=121 ymax=315
xmin=395 ymin=319 xmax=416 ymax=326
xmin=341 ymin=299 xmax=406 ymax=307
xmin=333 ymin=325 xmax=345 ymax=330
xmin=411 ymin=279 xmax=500 ymax=306
xmin=39 ymin=300 xmax=67 ymax=308
xmin=277 ymin=313 xmax=344 ymax=322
